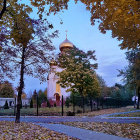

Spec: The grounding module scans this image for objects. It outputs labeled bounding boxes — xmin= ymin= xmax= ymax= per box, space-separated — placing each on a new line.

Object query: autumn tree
xmin=29 ymin=0 xmax=140 ymax=50
xmin=119 ymin=49 xmax=140 ymax=108
xmin=37 ymin=89 xmax=47 ymax=107
xmin=57 ymin=46 xmax=100 ymax=98
xmin=0 ymin=50 xmax=14 ymax=82
xmin=97 ymin=75 xmax=110 ymax=97
xmin=0 ymin=1 xmax=33 ymax=45
xmin=1 ymin=2 xmax=57 ymax=122
xmin=21 ymin=92 xmax=27 ymax=99
xmin=1 ymin=6 xmax=57 ymax=122
xmin=0 ymin=2 xmax=33 ymax=83
xmin=0 ymin=27 xmax=14 ymax=81
xmin=0 ymin=81 xmax=14 ymax=98
xmin=57 ymin=46 xmax=100 ymax=112
xmin=111 ymin=83 xmax=134 ymax=101
xmin=1 ymin=0 xmax=139 ymax=51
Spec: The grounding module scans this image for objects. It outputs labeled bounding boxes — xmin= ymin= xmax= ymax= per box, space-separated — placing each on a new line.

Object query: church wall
xmin=47 ymin=66 xmax=71 ymax=100
xmin=47 ymin=73 xmax=56 ymax=99
xmin=47 ymin=38 xmax=73 ymax=102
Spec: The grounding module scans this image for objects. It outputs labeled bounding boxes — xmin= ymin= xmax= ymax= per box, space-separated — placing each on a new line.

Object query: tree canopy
xmin=1 ymin=0 xmax=139 ymax=50
xmin=0 ymin=0 xmax=58 ymax=123
xmin=21 ymin=92 xmax=27 ymax=99
xmin=1 ymin=18 xmax=57 ymax=81
xmin=85 ymin=0 xmax=140 ymax=49
xmin=119 ymin=49 xmax=140 ymax=88
xmin=28 ymin=0 xmax=140 ymax=49
xmin=119 ymin=49 xmax=140 ymax=108
xmin=37 ymin=89 xmax=47 ymax=107
xmin=0 ymin=81 xmax=14 ymax=98
xmin=57 ymin=46 xmax=100 ymax=98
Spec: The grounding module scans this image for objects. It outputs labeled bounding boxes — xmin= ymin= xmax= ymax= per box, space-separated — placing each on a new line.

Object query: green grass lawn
xmin=0 ymin=105 xmax=138 ymax=116
xmin=0 ymin=105 xmax=91 ymax=116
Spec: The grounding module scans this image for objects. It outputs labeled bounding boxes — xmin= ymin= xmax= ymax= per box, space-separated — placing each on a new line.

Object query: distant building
xmin=0 ymin=98 xmax=15 ymax=107
xmin=47 ymin=37 xmax=74 ymax=105
xmin=0 ymin=98 xmax=30 ymax=107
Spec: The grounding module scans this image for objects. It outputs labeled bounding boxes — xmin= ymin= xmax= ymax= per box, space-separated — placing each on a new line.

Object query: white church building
xmin=47 ymin=37 xmax=73 ymax=106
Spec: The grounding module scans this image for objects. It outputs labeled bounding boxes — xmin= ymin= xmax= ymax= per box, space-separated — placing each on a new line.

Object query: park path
xmin=94 ymin=109 xmax=140 ymax=119
xmin=0 ymin=116 xmax=140 ymax=124
xmin=0 ymin=110 xmax=139 ymax=140
xmin=0 ymin=110 xmax=140 ymax=124
xmin=34 ymin=123 xmax=131 ymax=140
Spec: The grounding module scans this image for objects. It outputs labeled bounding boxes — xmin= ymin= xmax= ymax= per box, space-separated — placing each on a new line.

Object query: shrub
xmin=47 ymin=100 xmax=51 ymax=108
xmin=65 ymin=97 xmax=70 ymax=108
xmin=25 ymin=104 xmax=28 ymax=109
xmin=30 ymin=99 xmax=33 ymax=108
xmin=67 ymin=111 xmax=75 ymax=116
xmin=97 ymin=107 xmax=100 ymax=110
xmin=77 ymin=110 xmax=82 ymax=114
xmin=4 ymin=100 xmax=9 ymax=109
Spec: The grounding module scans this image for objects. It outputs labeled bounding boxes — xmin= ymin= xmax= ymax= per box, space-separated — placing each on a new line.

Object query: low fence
xmin=0 ymin=95 xmax=134 ymax=116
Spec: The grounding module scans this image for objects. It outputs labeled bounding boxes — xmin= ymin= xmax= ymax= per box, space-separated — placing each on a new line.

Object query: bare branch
xmin=24 ymin=61 xmax=39 ymax=68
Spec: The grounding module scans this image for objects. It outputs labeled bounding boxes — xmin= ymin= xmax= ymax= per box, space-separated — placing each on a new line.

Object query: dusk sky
xmin=12 ymin=1 xmax=128 ymax=95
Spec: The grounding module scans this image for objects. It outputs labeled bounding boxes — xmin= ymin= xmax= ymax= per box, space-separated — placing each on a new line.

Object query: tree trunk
xmin=0 ymin=0 xmax=7 ymax=19
xmin=15 ymin=46 xmax=26 ymax=123
xmin=134 ymin=88 xmax=136 ymax=108
xmin=72 ymin=94 xmax=75 ymax=114
xmin=137 ymin=86 xmax=140 ymax=109
xmin=90 ymin=98 xmax=93 ymax=111
xmin=97 ymin=98 xmax=99 ymax=110
xmin=82 ymin=96 xmax=85 ymax=113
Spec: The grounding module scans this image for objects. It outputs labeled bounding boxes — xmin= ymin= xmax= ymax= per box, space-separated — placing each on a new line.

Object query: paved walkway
xmin=0 ymin=115 xmax=139 ymax=124
xmin=0 ymin=110 xmax=139 ymax=140
xmin=35 ymin=123 xmax=132 ymax=140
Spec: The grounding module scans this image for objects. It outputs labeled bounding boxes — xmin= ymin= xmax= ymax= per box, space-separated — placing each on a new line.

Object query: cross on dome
xmin=65 ymin=30 xmax=68 ymax=39
xmin=59 ymin=31 xmax=74 ymax=51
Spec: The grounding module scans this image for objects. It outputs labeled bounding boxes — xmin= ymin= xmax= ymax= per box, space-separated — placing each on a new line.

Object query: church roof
xmin=59 ymin=38 xmax=73 ymax=51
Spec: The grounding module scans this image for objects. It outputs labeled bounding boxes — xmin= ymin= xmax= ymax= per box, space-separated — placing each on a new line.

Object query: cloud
xmin=97 ymin=57 xmax=128 ymax=86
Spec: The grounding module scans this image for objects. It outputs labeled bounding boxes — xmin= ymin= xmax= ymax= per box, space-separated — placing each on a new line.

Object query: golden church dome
xmin=59 ymin=38 xmax=73 ymax=51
